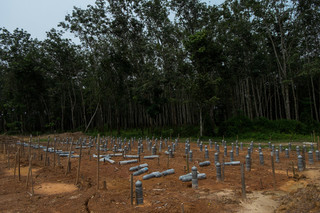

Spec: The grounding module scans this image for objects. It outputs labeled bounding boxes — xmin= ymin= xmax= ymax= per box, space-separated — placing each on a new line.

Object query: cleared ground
xmin=1 ymin=133 xmax=319 ymax=212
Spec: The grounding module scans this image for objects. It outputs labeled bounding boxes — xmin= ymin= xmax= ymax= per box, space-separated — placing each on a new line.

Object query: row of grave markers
xmin=1 ymin=134 xmax=319 ymax=204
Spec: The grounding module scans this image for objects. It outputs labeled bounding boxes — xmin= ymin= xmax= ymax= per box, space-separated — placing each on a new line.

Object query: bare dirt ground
xmin=0 ymin=133 xmax=319 ymax=213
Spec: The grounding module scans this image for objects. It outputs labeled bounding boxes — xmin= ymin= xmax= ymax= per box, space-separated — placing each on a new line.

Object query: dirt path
xmin=239 ymin=167 xmax=320 ymax=213
xmin=240 ymin=191 xmax=282 ymax=213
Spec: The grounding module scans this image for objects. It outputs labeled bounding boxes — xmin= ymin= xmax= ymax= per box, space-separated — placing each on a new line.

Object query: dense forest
xmin=0 ymin=0 xmax=320 ymax=137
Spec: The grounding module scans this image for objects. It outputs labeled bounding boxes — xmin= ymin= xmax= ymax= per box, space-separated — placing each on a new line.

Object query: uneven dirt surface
xmin=275 ymin=169 xmax=320 ymax=213
xmin=0 ymin=133 xmax=319 ymax=213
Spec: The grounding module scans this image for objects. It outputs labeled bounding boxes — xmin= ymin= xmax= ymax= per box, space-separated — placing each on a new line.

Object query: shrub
xmin=218 ymin=115 xmax=252 ymax=136
xmin=273 ymin=119 xmax=307 ymax=134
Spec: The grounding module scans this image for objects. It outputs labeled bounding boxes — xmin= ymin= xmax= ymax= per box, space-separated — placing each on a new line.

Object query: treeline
xmin=0 ymin=0 xmax=320 ymax=136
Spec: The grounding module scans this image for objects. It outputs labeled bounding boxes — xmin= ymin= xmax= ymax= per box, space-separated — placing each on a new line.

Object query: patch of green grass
xmin=85 ymin=128 xmax=313 ymax=146
xmin=86 ymin=125 xmax=200 ymax=139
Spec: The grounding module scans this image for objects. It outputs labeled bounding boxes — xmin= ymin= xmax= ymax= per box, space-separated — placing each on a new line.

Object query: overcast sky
xmin=0 ymin=0 xmax=225 ymax=41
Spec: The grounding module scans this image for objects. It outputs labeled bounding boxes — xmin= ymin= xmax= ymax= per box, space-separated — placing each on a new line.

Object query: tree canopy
xmin=0 ymin=0 xmax=320 ymax=136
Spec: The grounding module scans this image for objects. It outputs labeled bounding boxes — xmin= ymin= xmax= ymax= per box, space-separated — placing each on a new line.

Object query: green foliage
xmin=253 ymin=117 xmax=275 ymax=131
xmin=219 ymin=115 xmax=253 ymax=136
xmin=1 ymin=0 xmax=320 ymax=136
xmin=272 ymin=120 xmax=308 ymax=134
xmin=203 ymin=112 xmax=215 ymax=137
xmin=6 ymin=121 xmax=21 ymax=134
xmin=87 ymin=125 xmax=200 ymax=139
xmin=219 ymin=115 xmax=315 ymax=138
xmin=252 ymin=117 xmax=308 ymax=134
xmin=235 ymin=132 xmax=309 ymax=142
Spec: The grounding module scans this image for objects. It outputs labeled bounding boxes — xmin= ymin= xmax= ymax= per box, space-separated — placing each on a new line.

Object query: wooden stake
xmin=53 ymin=138 xmax=56 ymax=168
xmin=68 ymin=161 xmax=71 ymax=172
xmin=317 ymin=136 xmax=319 ymax=151
xmin=18 ymin=147 xmax=21 ymax=181
xmin=57 ymin=154 xmax=60 ymax=166
xmin=38 ymin=137 xmax=40 ymax=161
xmin=21 ymin=141 xmax=25 ymax=157
xmin=181 ymin=203 xmax=185 ymax=213
xmin=14 ymin=150 xmax=18 ymax=179
xmin=7 ymin=150 xmax=10 ymax=169
xmin=222 ymin=155 xmax=225 ymax=182
xmin=167 ymin=152 xmax=170 ymax=169
xmin=130 ymin=174 xmax=133 ymax=205
xmin=26 ymin=155 xmax=34 ymax=195
xmin=26 ymin=156 xmax=33 ymax=188
xmin=291 ymin=161 xmax=295 ymax=176
xmin=302 ymin=148 xmax=306 ymax=170
xmin=3 ymin=143 xmax=6 ymax=159
xmin=44 ymin=137 xmax=50 ymax=166
xmin=103 ymin=180 xmax=107 ymax=190
xmin=271 ymin=153 xmax=276 ymax=189
xmin=186 ymin=154 xmax=189 ymax=173
xmin=88 ymin=142 xmax=92 ymax=161
xmin=3 ymin=143 xmax=5 ymax=155
xmin=30 ymin=165 xmax=34 ymax=195
xmin=65 ymin=140 xmax=73 ymax=175
xmin=75 ymin=141 xmax=83 ymax=185
xmin=28 ymin=134 xmax=32 ymax=159
xmin=241 ymin=163 xmax=246 ymax=199
xmin=97 ymin=134 xmax=100 ymax=190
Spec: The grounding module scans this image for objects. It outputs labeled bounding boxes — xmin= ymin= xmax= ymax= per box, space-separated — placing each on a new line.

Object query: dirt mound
xmin=240 ymin=191 xmax=281 ymax=213
xmin=276 ymin=184 xmax=320 ymax=212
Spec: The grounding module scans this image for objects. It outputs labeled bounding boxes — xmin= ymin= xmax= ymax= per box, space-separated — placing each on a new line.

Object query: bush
xmin=218 ymin=115 xmax=253 ymax=136
xmin=203 ymin=112 xmax=215 ymax=137
xmin=303 ymin=119 xmax=320 ymax=134
xmin=252 ymin=117 xmax=275 ymax=132
xmin=84 ymin=116 xmax=318 ymax=139
xmin=218 ymin=116 xmax=312 ymax=138
xmin=6 ymin=121 xmax=22 ymax=134
xmin=272 ymin=119 xmax=308 ymax=134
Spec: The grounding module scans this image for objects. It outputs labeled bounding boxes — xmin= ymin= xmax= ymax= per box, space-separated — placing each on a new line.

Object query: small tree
xmin=184 ymin=30 xmax=222 ymax=137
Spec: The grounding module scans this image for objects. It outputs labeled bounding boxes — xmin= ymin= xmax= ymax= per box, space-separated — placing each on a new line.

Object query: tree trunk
xmin=85 ymin=102 xmax=100 ymax=133
xmin=277 ymin=83 xmax=283 ymax=119
xmin=250 ymin=77 xmax=259 ymax=118
xmin=319 ymin=77 xmax=320 ymax=120
xmin=257 ymin=80 xmax=263 ymax=117
xmin=274 ymin=81 xmax=278 ymax=120
xmin=291 ymin=80 xmax=299 ymax=121
xmin=210 ymin=106 xmax=215 ymax=135
xmin=284 ymin=84 xmax=291 ymax=120
xmin=308 ymin=83 xmax=313 ymax=120
xmin=311 ymin=76 xmax=319 ymax=121
xmin=245 ymin=78 xmax=252 ymax=119
xmin=80 ymin=88 xmax=87 ymax=129
xmin=241 ymin=81 xmax=246 ymax=115
xmin=68 ymin=89 xmax=76 ymax=130
xmin=61 ymin=93 xmax=65 ymax=132
xmin=199 ymin=106 xmax=203 ymax=137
